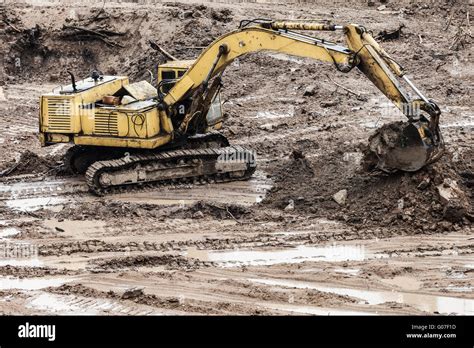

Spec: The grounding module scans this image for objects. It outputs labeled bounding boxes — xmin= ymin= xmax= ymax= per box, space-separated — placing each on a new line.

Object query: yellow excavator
xmin=38 ymin=20 xmax=444 ymax=194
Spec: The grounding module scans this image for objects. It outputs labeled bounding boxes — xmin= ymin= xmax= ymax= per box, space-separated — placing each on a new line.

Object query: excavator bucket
xmin=365 ymin=121 xmax=444 ymax=173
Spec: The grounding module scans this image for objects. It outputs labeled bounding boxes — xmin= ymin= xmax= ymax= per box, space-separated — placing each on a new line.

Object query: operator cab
xmin=157 ymin=60 xmax=193 ymax=94
xmin=157 ymin=60 xmax=223 ymax=130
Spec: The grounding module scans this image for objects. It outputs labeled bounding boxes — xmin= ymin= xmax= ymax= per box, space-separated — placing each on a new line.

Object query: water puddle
xmin=0 ymin=259 xmax=42 ymax=267
xmin=446 ymin=285 xmax=473 ymax=293
xmin=0 ymin=276 xmax=73 ymax=290
xmin=360 ymin=121 xmax=380 ymax=129
xmin=268 ymin=53 xmax=305 ymax=64
xmin=255 ymin=110 xmax=294 ymax=119
xmin=114 ymin=170 xmax=272 ymax=206
xmin=6 ymin=196 xmax=67 ymax=212
xmin=228 ymin=95 xmax=262 ymax=104
xmin=27 ymin=293 xmax=97 ymax=315
xmin=440 ymin=121 xmax=474 ymax=129
xmin=262 ymin=302 xmax=375 ymax=316
xmin=0 ymin=227 xmax=20 ymax=238
xmin=187 ymin=244 xmax=387 ymax=267
xmin=334 ymin=268 xmax=360 ymax=276
xmin=381 ymin=276 xmax=422 ymax=291
xmin=43 ymin=219 xmax=106 ymax=235
xmin=249 ymin=278 xmax=474 ymax=315
xmin=274 ymin=231 xmax=316 ymax=236
xmin=27 ymin=292 xmax=160 ymax=315
xmin=447 ymin=272 xmax=466 ymax=279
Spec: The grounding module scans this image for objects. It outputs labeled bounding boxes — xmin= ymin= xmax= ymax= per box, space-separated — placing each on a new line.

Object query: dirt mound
xmin=1 ymin=3 xmax=235 ymax=84
xmin=178 ymin=201 xmax=250 ymax=220
xmin=0 ymin=265 xmax=75 ymax=277
xmin=49 ymin=283 xmax=237 ymax=314
xmin=265 ymin=147 xmax=473 ymax=232
xmin=265 ymin=150 xmax=315 ymax=210
xmin=50 ymin=283 xmax=112 ymax=298
xmin=92 ymin=254 xmax=213 ymax=271
xmin=46 ymin=200 xmax=250 ymax=221
xmin=0 ymin=150 xmax=57 ymax=176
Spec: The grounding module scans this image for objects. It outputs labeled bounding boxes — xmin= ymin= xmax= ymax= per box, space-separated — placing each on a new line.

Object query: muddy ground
xmin=0 ymin=0 xmax=472 ymax=315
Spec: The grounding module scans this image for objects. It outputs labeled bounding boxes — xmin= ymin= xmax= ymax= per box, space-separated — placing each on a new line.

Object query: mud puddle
xmin=440 ymin=121 xmax=474 ymax=128
xmin=262 ymin=302 xmax=375 ymax=316
xmin=0 ymin=178 xmax=85 ymax=211
xmin=186 ymin=244 xmax=388 ymax=267
xmin=43 ymin=219 xmax=106 ymax=235
xmin=0 ymin=259 xmax=42 ymax=267
xmin=0 ymin=227 xmax=20 ymax=238
xmin=1 ymin=170 xmax=272 ymax=210
xmin=267 ymin=53 xmax=305 ymax=64
xmin=255 ymin=109 xmax=294 ymax=119
xmin=249 ymin=278 xmax=474 ymax=315
xmin=26 ymin=292 xmax=160 ymax=315
xmin=445 ymin=285 xmax=473 ymax=293
xmin=113 ymin=170 xmax=272 ymax=206
xmin=6 ymin=197 xmax=68 ymax=212
xmin=334 ymin=268 xmax=360 ymax=275
xmin=440 ymin=108 xmax=473 ymax=128
xmin=0 ymin=276 xmax=74 ymax=290
xmin=0 ymin=178 xmax=87 ymax=199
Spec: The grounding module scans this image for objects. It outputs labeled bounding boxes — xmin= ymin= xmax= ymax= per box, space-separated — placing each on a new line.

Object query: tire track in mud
xmin=0 ymin=169 xmax=272 ymax=210
xmin=44 ymin=283 xmax=276 ymax=315
xmin=24 ymin=291 xmax=165 ymax=315
xmin=0 ymin=176 xmax=88 ymax=200
xmin=35 ymin=231 xmax=474 ymax=272
xmin=35 ymin=232 xmax=352 ymax=257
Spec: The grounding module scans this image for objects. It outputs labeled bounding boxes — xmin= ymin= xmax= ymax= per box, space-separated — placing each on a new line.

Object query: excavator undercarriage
xmin=85 ymin=145 xmax=256 ymax=195
xmin=65 ymin=133 xmax=255 ymax=195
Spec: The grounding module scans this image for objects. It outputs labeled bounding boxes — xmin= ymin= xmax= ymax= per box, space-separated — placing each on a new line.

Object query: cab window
xmin=161 ymin=71 xmax=176 ymax=80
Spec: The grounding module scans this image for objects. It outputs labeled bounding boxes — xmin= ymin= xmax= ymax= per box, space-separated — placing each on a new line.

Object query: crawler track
xmin=85 ymin=145 xmax=256 ymax=195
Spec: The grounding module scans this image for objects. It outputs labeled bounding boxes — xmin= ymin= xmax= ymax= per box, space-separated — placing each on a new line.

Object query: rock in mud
xmin=417 ymin=177 xmax=431 ymax=190
xmin=259 ymin=123 xmax=274 ymax=132
xmin=437 ymin=179 xmax=463 ymax=204
xmin=303 ymin=85 xmax=317 ymax=97
xmin=437 ymin=179 xmax=469 ymax=222
xmin=290 ymin=149 xmax=305 ymax=160
xmin=284 ymin=199 xmax=295 ymax=211
xmin=320 ymin=100 xmax=338 ymax=108
xmin=121 ymin=287 xmax=144 ymax=299
xmin=192 ymin=210 xmax=205 ymax=219
xmin=333 ymin=189 xmax=348 ymax=206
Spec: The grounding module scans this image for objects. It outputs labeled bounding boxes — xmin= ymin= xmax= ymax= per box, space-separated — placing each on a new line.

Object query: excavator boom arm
xmin=163 ymin=25 xmax=354 ymax=106
xmin=163 ymin=21 xmax=440 ymax=135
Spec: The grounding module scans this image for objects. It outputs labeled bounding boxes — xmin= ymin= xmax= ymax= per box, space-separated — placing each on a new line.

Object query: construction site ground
xmin=0 ymin=0 xmax=472 ymax=315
